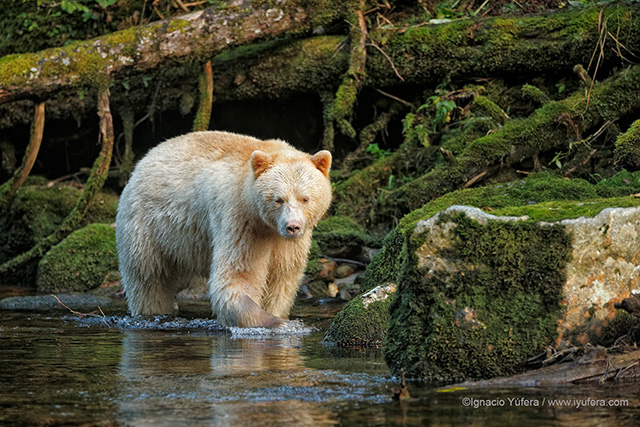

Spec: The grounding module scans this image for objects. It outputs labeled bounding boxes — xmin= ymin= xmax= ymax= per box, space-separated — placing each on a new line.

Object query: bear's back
xmin=149 ymin=131 xmax=297 ymax=165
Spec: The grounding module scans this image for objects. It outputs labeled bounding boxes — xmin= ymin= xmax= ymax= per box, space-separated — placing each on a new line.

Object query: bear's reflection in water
xmin=117 ymin=329 xmax=335 ymax=426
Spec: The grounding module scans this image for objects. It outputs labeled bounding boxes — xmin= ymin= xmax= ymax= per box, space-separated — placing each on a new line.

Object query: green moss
xmin=363 ymin=170 xmax=640 ymax=304
xmin=521 ymin=84 xmax=550 ymax=105
xmin=313 ymin=215 xmax=381 ymax=258
xmin=494 ymin=196 xmax=640 ymax=221
xmin=324 ymin=296 xmax=393 ymax=347
xmin=384 ymin=212 xmax=571 ymax=381
xmin=0 ymin=183 xmax=118 ymax=286
xmin=36 ymin=223 xmax=117 ymax=293
xmin=333 ymin=138 xmax=439 ymax=226
xmin=305 ymin=239 xmax=323 ymax=276
xmin=614 ymin=119 xmax=640 ymax=170
xmin=401 ymin=171 xmax=640 ymax=231
xmin=471 ymin=95 xmax=507 ymax=124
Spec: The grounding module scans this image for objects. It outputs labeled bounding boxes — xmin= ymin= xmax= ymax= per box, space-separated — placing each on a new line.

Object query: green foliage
xmin=364 ymin=143 xmax=391 ymax=159
xmin=0 ymin=0 xmax=150 ymax=57
xmin=36 ymin=223 xmax=118 ymax=293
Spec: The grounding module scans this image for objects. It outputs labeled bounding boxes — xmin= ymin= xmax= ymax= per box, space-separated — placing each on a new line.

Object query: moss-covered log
xmin=399 ymin=65 xmax=640 ymax=212
xmin=336 ymin=64 xmax=640 ymax=226
xmin=0 ymin=0 xmax=348 ymax=103
xmin=2 ymin=5 xmax=639 ymax=129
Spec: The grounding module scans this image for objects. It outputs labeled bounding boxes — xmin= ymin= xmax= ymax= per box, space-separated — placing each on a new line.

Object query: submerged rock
xmin=382 ymin=204 xmax=640 ymax=382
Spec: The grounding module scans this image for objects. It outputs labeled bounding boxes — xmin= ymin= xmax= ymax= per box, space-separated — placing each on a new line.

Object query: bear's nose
xmin=286 ymin=221 xmax=302 ymax=236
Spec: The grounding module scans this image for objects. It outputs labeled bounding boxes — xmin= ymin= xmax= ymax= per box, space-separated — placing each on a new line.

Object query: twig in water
xmin=51 ymin=294 xmax=110 ymax=328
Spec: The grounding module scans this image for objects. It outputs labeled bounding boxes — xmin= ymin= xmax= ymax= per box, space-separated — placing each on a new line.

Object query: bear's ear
xmin=251 ymin=150 xmax=273 ymax=179
xmin=310 ymin=150 xmax=332 ymax=178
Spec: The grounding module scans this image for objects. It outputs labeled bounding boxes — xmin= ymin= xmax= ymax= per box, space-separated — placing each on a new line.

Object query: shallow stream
xmin=1 ymin=297 xmax=639 ymax=426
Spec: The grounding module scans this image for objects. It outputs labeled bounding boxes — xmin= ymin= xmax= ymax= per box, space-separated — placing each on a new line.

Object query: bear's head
xmin=250 ymin=149 xmax=332 ymax=239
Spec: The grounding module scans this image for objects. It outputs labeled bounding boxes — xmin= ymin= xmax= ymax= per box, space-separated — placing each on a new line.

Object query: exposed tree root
xmin=193 ymin=61 xmax=213 ymax=132
xmin=327 ymin=4 xmax=368 ymax=140
xmin=0 ymin=101 xmax=45 ymax=207
xmin=341 ymin=100 xmax=404 ymax=172
xmin=118 ymin=107 xmax=135 ymax=187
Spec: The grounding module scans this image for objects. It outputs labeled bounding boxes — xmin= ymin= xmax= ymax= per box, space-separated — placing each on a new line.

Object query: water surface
xmin=1 ymin=301 xmax=639 ymax=426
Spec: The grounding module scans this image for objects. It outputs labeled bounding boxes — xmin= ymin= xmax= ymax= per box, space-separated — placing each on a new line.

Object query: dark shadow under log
xmin=0 ymin=90 xmax=114 ymax=276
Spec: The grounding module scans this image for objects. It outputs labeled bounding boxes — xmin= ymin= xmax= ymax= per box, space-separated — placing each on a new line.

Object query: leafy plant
xmin=365 ymin=143 xmax=391 ymax=159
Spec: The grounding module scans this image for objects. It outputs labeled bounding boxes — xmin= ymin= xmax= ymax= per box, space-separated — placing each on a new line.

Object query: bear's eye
xmin=275 ymin=197 xmax=284 ymax=206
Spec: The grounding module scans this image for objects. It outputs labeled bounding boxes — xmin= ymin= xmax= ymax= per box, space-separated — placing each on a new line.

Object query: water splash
xmin=65 ymin=315 xmax=314 ymax=336
xmin=229 ymin=319 xmax=315 ymax=337
xmin=66 ymin=314 xmax=226 ymax=331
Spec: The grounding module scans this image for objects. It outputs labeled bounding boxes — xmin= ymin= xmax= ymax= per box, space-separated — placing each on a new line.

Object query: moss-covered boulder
xmin=312 ymin=215 xmax=381 ymax=258
xmin=0 ymin=183 xmax=118 ymax=286
xmin=324 ymin=283 xmax=396 ymax=347
xmin=382 ymin=204 xmax=640 ymax=382
xmin=324 ymin=172 xmax=640 ymax=380
xmin=37 ymin=223 xmax=118 ymax=293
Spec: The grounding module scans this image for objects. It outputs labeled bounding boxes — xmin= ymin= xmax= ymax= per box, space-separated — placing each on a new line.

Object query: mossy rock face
xmin=0 ymin=183 xmax=118 ymax=286
xmin=324 ymin=283 xmax=396 ymax=347
xmin=312 ymin=215 xmax=381 ymax=258
xmin=37 ymin=223 xmax=118 ymax=293
xmin=381 ymin=203 xmax=640 ymax=382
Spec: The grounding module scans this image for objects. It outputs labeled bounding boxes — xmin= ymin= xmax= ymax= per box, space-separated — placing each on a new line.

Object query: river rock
xmin=323 ymin=283 xmax=396 ymax=347
xmin=0 ymin=294 xmax=113 ymax=311
xmin=382 ymin=205 xmax=640 ymax=382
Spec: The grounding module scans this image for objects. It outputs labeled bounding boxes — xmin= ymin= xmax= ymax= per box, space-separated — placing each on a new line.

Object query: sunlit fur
xmin=116 ymin=131 xmax=332 ymax=327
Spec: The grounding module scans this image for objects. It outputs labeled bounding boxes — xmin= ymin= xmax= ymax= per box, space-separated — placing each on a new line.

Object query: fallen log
xmin=450 ymin=347 xmax=640 ymax=387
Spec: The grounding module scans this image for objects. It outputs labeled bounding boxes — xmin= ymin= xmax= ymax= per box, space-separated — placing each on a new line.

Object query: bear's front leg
xmin=208 ymin=244 xmax=282 ymax=328
xmin=261 ymin=238 xmax=311 ymax=319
